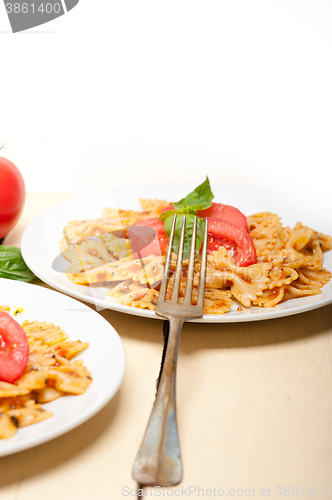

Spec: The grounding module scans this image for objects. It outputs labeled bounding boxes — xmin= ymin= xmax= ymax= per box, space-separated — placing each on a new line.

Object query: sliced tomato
xmin=134 ymin=207 xmax=254 ymax=265
xmin=160 ymin=205 xmax=174 ymax=213
xmin=207 ymin=218 xmax=256 ymax=266
xmin=198 ymin=203 xmax=248 ymax=230
xmin=162 ymin=203 xmax=248 ymax=230
xmin=0 ymin=312 xmax=29 ymax=383
xmin=208 ymin=235 xmax=236 ymax=258
xmin=129 ymin=218 xmax=169 ymax=258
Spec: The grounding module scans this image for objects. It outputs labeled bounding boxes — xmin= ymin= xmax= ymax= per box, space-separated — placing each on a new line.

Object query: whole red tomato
xmin=0 ymin=157 xmax=25 ymax=240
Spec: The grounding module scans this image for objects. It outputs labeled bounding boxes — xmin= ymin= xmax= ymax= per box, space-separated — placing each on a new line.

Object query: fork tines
xmin=156 ymin=215 xmax=208 ymax=319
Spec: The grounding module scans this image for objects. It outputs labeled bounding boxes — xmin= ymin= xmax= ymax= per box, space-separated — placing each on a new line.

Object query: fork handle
xmin=132 ymin=316 xmax=184 ymax=487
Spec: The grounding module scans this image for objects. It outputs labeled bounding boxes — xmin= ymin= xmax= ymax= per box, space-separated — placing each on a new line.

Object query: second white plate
xmin=21 ymin=182 xmax=332 ymax=323
xmin=0 ymin=279 xmax=126 ymax=457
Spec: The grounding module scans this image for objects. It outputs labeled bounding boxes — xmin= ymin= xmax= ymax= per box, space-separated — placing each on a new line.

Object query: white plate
xmin=0 ymin=279 xmax=126 ymax=457
xmin=21 ymin=182 xmax=332 ymax=323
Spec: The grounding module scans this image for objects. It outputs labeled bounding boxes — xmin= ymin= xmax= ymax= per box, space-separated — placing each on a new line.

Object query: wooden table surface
xmin=1 ymin=193 xmax=331 ymax=500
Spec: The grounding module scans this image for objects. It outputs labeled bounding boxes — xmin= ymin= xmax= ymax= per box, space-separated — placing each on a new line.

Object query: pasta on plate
xmin=59 ymin=199 xmax=332 ymax=315
xmin=0 ymin=309 xmax=92 ymax=439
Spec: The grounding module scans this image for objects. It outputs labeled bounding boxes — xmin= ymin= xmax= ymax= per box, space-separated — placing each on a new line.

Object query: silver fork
xmin=132 ymin=214 xmax=208 ymax=487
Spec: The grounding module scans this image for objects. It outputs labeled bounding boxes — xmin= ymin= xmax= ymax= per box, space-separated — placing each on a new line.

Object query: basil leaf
xmin=0 ymin=245 xmax=36 ymax=282
xmin=159 ymin=177 xmax=213 ymax=257
xmin=164 ymin=214 xmax=205 ymax=260
xmin=159 ymin=210 xmax=177 ymax=222
xmin=173 ymin=176 xmax=214 ymax=212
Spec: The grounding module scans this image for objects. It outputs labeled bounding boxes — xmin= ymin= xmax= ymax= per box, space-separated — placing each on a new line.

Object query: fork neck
xmin=158 ymin=316 xmax=184 ymax=393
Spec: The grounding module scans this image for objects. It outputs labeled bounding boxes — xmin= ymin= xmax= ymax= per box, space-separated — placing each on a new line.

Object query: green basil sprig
xmin=159 ymin=177 xmax=214 ymax=259
xmin=0 ymin=245 xmax=36 ymax=282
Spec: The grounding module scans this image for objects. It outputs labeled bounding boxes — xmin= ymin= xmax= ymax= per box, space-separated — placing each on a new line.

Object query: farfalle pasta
xmin=59 ymin=200 xmax=332 ymax=314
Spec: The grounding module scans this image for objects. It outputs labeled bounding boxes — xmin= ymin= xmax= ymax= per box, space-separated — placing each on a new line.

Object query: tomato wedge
xmin=0 ymin=312 xmax=29 ymax=383
xmin=198 ymin=203 xmax=248 ymax=230
xmin=207 ymin=218 xmax=256 ymax=266
xmin=161 ymin=203 xmax=248 ymax=230
xmin=160 ymin=205 xmax=174 ymax=213
xmin=129 ymin=218 xmax=169 ymax=258
xmin=207 ymin=234 xmax=237 ymax=258
xmin=133 ymin=205 xmax=255 ymax=266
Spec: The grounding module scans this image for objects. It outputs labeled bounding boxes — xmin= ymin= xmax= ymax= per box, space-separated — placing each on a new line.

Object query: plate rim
xmin=0 ymin=279 xmax=126 ymax=457
xmin=20 ymin=184 xmax=332 ymax=324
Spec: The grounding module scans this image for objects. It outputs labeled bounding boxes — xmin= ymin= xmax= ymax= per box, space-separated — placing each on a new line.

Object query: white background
xmin=0 ymin=0 xmax=332 ymax=201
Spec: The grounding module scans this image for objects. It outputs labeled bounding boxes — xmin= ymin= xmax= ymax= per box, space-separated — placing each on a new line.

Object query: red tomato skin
xmin=207 ymin=218 xmax=256 ymax=266
xmin=130 ymin=218 xmax=169 ymax=258
xmin=0 ymin=312 xmax=29 ymax=383
xmin=160 ymin=205 xmax=174 ymax=213
xmin=207 ymin=235 xmax=236 ymax=258
xmin=161 ymin=203 xmax=248 ymax=230
xmin=198 ymin=203 xmax=248 ymax=230
xmin=0 ymin=157 xmax=25 ymax=239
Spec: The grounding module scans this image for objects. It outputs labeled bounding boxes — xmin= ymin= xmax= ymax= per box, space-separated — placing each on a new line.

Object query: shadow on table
xmin=98 ymin=303 xmax=332 ymax=351
xmin=1 ymin=288 xmax=330 ymax=490
xmin=180 ymin=303 xmax=332 ymax=352
xmin=35 ymin=281 xmax=332 ymax=351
